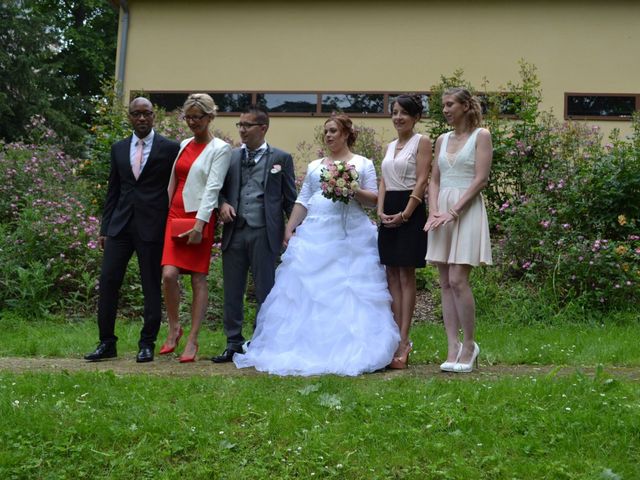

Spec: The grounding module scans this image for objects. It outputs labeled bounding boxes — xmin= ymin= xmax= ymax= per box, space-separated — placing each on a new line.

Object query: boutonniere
xmin=270 ymin=164 xmax=282 ymax=174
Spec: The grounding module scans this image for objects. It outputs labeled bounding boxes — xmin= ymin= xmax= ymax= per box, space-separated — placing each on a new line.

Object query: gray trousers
xmin=222 ymin=225 xmax=277 ymax=349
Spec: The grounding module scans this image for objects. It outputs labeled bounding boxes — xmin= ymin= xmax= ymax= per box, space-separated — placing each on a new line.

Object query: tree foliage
xmin=0 ymin=0 xmax=117 ymax=153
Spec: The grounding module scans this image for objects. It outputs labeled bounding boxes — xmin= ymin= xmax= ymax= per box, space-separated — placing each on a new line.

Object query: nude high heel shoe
xmin=440 ymin=342 xmax=462 ymax=372
xmin=389 ymin=342 xmax=413 ymax=369
xmin=453 ymin=342 xmax=480 ymax=373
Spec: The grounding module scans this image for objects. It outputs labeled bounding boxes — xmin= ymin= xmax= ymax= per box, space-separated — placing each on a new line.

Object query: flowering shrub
xmin=496 ymin=117 xmax=640 ymax=308
xmin=0 ymin=142 xmax=102 ymax=315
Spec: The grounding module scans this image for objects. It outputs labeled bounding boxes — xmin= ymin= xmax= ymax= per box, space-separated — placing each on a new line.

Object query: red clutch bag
xmin=170 ymin=218 xmax=210 ymax=240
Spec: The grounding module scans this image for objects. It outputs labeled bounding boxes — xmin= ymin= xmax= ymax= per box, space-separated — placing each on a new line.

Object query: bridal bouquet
xmin=319 ymin=160 xmax=360 ymax=204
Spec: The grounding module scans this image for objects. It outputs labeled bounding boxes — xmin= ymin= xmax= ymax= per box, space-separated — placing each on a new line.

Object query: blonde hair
xmin=443 ymin=87 xmax=482 ymax=130
xmin=183 ymin=93 xmax=218 ymax=117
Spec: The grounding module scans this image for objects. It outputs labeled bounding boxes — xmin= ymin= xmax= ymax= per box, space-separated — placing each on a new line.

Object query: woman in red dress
xmin=159 ymin=94 xmax=231 ymax=362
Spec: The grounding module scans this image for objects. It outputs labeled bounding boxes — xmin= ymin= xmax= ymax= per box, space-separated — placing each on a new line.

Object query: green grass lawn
xmin=1 ymin=315 xmax=639 ymax=479
xmin=1 ymin=370 xmax=638 ymax=479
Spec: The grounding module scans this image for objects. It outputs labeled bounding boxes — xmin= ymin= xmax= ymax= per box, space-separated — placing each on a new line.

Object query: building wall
xmin=115 ymin=0 xmax=640 ymax=154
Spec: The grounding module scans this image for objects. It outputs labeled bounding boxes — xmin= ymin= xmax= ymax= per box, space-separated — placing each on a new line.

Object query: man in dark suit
xmin=85 ymin=97 xmax=180 ymax=363
xmin=212 ymin=105 xmax=297 ymax=363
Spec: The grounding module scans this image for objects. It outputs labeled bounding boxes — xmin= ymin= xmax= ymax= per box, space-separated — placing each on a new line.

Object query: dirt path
xmin=0 ymin=356 xmax=638 ymax=381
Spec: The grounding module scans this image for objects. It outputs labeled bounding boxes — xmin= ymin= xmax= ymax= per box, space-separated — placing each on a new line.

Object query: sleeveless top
xmin=438 ymin=128 xmax=481 ymax=190
xmin=381 ymin=133 xmax=422 ymax=191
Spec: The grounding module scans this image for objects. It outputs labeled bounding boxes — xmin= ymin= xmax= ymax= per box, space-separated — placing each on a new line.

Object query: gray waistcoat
xmin=238 ymin=158 xmax=268 ymax=227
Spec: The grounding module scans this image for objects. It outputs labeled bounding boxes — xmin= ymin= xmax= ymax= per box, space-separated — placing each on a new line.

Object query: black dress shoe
xmin=136 ymin=346 xmax=154 ymax=363
xmin=211 ymin=347 xmax=241 ymax=363
xmin=84 ymin=342 xmax=117 ymax=362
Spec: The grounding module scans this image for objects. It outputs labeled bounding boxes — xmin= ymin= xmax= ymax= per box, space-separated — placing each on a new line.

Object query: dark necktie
xmin=243 ymin=149 xmax=258 ymax=168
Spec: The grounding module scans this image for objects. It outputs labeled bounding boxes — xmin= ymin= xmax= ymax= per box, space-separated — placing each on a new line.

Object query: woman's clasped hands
xmin=424 ymin=210 xmax=457 ymax=231
xmin=379 ymin=211 xmax=406 ymax=228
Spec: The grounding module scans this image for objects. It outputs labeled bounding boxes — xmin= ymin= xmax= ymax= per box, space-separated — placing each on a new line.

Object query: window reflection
xmin=322 ymin=94 xmax=384 ymax=114
xmin=210 ymin=93 xmax=252 ymax=113
xmin=257 ymin=93 xmax=317 ymax=113
xmin=146 ymin=92 xmax=252 ymax=113
xmin=567 ymin=95 xmax=635 ymax=117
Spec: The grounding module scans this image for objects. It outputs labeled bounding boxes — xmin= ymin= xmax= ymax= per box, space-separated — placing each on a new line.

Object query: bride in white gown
xmin=234 ymin=114 xmax=400 ymax=376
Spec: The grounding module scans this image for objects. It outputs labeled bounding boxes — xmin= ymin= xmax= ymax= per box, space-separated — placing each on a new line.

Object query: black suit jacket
xmin=100 ymin=133 xmax=180 ymax=242
xmin=219 ymin=145 xmax=297 ymax=253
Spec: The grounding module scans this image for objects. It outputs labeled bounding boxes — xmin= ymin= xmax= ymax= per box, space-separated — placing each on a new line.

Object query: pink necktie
xmin=133 ymin=139 xmax=143 ymax=180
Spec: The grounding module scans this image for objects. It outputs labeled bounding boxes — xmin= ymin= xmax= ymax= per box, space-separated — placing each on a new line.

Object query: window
xmin=145 ymin=92 xmax=185 ymax=112
xmin=137 ymin=90 xmax=519 ymax=118
xmin=144 ymin=92 xmax=252 ymax=114
xmin=257 ymin=93 xmax=317 ymax=113
xmin=565 ymin=93 xmax=638 ymax=120
xmin=321 ymin=94 xmax=385 ymax=114
xmin=211 ymin=93 xmax=252 ymax=113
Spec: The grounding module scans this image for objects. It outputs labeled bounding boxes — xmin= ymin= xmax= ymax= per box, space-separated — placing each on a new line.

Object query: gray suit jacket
xmin=219 ymin=145 xmax=297 ymax=254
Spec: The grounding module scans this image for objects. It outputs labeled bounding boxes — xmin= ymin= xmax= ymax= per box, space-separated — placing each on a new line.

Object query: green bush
xmin=0 ymin=142 xmax=101 ymax=316
xmin=497 ymin=118 xmax=640 ymax=308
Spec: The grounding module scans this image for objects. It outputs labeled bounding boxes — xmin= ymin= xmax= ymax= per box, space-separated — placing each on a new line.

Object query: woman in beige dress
xmin=424 ymin=88 xmax=493 ymax=373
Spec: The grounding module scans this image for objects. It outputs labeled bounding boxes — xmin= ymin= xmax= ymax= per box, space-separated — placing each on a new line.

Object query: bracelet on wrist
xmin=448 ymin=208 xmax=459 ymax=219
xmin=409 ymin=194 xmax=423 ymax=204
xmin=400 ymin=212 xmax=408 ymax=223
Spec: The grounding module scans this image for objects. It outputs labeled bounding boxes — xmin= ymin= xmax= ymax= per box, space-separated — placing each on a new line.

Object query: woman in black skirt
xmin=377 ymin=94 xmax=432 ymax=368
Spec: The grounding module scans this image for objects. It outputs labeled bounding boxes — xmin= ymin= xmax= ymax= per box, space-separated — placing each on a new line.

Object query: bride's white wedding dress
xmin=233 ymin=155 xmax=400 ymax=376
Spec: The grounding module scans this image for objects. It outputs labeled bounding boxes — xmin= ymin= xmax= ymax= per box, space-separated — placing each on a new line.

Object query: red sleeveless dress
xmin=161 ymin=141 xmax=216 ymax=274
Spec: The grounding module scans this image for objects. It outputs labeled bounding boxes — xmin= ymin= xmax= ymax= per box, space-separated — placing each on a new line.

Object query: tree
xmin=0 ymin=0 xmax=117 ymax=152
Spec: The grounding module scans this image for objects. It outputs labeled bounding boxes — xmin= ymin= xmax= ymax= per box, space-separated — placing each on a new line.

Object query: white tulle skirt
xmin=234 ymin=195 xmax=400 ymax=376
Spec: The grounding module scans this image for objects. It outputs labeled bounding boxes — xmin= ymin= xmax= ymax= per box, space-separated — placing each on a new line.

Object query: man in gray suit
xmin=212 ymin=105 xmax=297 ymax=363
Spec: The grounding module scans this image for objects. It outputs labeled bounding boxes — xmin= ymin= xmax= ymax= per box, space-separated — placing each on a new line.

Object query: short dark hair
xmin=242 ymin=104 xmax=270 ymax=127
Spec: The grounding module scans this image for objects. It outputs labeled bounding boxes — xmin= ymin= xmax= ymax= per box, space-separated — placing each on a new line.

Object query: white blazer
xmin=167 ymin=137 xmax=232 ymax=223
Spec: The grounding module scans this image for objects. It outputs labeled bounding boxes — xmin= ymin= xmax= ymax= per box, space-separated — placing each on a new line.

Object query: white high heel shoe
xmin=453 ymin=342 xmax=480 ymax=373
xmin=440 ymin=342 xmax=462 ymax=372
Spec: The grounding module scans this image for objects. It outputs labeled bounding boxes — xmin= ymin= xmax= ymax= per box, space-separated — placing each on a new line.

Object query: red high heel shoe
xmin=179 ymin=344 xmax=198 ymax=363
xmin=389 ymin=342 xmax=413 ymax=369
xmin=159 ymin=327 xmax=183 ymax=355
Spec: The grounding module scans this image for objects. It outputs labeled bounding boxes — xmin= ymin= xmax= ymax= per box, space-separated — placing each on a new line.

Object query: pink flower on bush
xmin=540 ymin=220 xmax=551 ymax=229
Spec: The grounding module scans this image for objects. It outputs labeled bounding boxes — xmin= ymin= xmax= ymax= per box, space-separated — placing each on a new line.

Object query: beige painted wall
xmin=116 ymin=0 xmax=640 ymax=154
